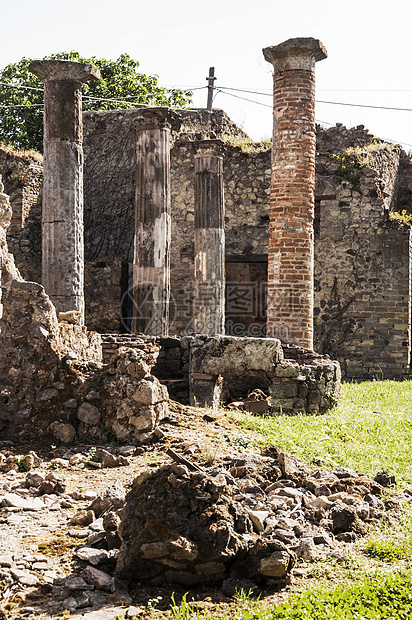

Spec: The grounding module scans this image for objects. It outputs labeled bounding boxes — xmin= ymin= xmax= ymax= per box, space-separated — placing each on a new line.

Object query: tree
xmin=0 ymin=52 xmax=193 ymax=153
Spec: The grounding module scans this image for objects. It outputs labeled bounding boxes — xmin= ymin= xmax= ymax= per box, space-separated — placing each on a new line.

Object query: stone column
xmin=29 ymin=60 xmax=100 ymax=323
xmin=263 ymin=38 xmax=327 ymax=349
xmin=131 ymin=108 xmax=174 ymax=336
xmin=193 ymin=140 xmax=225 ymax=335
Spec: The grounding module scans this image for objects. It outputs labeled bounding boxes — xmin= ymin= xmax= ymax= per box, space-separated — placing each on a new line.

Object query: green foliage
xmin=388 ymin=209 xmax=412 ymax=227
xmin=364 ymin=538 xmax=412 ymax=563
xmin=0 ymin=51 xmax=193 ymax=152
xmin=171 ymin=593 xmax=204 ymax=620
xmin=17 ymin=456 xmax=29 ymax=472
xmin=222 ymin=133 xmax=272 ymax=153
xmin=332 ymin=152 xmax=365 ymax=187
xmin=101 ymin=425 xmax=117 ymax=443
xmin=167 ymin=573 xmax=412 ymax=618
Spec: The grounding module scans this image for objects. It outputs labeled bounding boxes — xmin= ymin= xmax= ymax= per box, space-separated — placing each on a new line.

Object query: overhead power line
xmin=216 ymin=89 xmax=272 ymax=109
xmin=0 ymin=81 xmax=43 ymax=92
xmin=316 ymin=100 xmax=412 ymax=113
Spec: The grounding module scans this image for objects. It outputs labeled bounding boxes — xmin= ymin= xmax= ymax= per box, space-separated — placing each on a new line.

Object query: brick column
xmin=131 ymin=108 xmax=174 ymax=336
xmin=193 ymin=140 xmax=225 ymax=335
xmin=263 ymin=38 xmax=327 ymax=349
xmin=29 ymin=60 xmax=100 ymax=323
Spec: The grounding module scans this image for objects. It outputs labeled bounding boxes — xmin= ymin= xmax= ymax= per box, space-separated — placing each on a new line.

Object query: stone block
xmin=77 ymin=402 xmax=101 ymax=426
xmin=274 ymin=360 xmax=300 ymax=378
xmin=193 ymin=335 xmax=283 ymax=376
xmin=269 ymin=381 xmax=298 ymax=399
xmin=129 ymin=407 xmax=156 ymax=432
xmin=131 ymin=379 xmax=165 ymax=405
xmin=50 ymin=421 xmax=76 ymax=444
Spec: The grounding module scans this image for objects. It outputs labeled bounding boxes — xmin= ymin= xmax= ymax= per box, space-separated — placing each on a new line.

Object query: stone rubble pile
xmin=115 ymin=447 xmax=409 ymax=588
xmin=0 ymin=442 xmax=410 ymax=616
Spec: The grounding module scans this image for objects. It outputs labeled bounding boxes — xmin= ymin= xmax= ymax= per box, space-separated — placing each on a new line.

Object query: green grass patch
xmin=228 ymin=380 xmax=412 ymax=485
xmin=168 ymin=572 xmax=412 ymax=618
xmin=271 ymin=571 xmax=412 ymax=619
xmin=364 ymin=538 xmax=412 ymax=563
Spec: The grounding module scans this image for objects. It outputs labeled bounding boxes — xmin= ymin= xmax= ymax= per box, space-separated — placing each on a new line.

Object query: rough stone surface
xmin=116 ymin=463 xmax=296 ymax=586
xmin=189 ymin=335 xmax=340 ymax=412
xmin=3 ymin=115 xmax=412 ymax=379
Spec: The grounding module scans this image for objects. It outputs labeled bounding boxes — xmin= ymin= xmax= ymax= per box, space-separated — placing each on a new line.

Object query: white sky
xmin=2 ymin=0 xmax=412 ymax=148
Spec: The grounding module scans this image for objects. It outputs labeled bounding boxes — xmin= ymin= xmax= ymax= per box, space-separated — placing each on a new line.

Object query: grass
xmin=221 ymin=134 xmax=272 ymax=153
xmin=228 ymin=380 xmax=412 ymax=486
xmin=164 ymin=571 xmax=412 ymax=618
xmin=0 ymin=142 xmax=43 ymax=162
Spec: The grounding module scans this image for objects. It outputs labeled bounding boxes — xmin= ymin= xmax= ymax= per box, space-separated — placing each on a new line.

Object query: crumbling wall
xmin=0 ymin=179 xmax=169 ymax=443
xmin=2 ymin=119 xmax=412 ymax=379
xmin=314 ymin=129 xmax=411 ymax=378
xmin=0 ymin=147 xmax=43 ymax=284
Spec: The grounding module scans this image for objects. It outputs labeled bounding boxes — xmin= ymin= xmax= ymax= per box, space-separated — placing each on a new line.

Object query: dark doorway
xmin=225 ymin=256 xmax=268 ymax=337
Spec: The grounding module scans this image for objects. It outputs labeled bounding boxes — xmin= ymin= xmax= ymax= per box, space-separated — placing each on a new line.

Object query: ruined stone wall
xmin=170 ymin=138 xmax=271 ymax=333
xmin=81 ymin=110 xmax=271 ymax=335
xmin=0 ymin=148 xmax=43 ymax=284
xmin=2 ymin=120 xmax=412 ymax=379
xmin=314 ymin=130 xmax=411 ymax=378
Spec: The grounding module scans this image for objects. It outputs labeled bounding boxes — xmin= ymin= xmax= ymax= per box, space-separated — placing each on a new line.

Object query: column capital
xmin=263 ymin=37 xmax=327 ymax=72
xmin=194 ymin=139 xmax=224 ymax=157
xmin=133 ymin=107 xmax=179 ymax=131
xmin=29 ymin=59 xmax=100 ymax=83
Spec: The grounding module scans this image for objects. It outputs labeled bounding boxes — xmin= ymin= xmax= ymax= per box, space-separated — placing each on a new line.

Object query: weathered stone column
xmin=29 ymin=60 xmax=100 ymax=323
xmin=131 ymin=108 xmax=174 ymax=336
xmin=263 ymin=38 xmax=327 ymax=349
xmin=193 ymin=140 xmax=225 ymax=335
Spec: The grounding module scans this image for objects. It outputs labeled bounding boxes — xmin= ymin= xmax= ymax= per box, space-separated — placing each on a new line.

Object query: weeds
xmin=0 ymin=142 xmax=43 ymax=162
xmin=388 ymin=209 xmax=412 ymax=227
xmin=221 ymin=134 xmax=271 ymax=153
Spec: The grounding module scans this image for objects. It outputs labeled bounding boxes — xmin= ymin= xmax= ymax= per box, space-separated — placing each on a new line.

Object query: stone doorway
xmin=225 ymin=258 xmax=268 ymax=338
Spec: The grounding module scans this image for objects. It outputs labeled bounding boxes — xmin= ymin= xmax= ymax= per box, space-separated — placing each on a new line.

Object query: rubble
xmin=115 ymin=447 xmax=407 ymax=588
xmin=0 ymin=423 xmax=410 ymax=618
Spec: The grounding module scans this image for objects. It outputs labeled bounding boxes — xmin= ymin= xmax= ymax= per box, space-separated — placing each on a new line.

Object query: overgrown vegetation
xmin=0 ymin=142 xmax=42 ymax=162
xmin=388 ymin=209 xmax=412 ymax=227
xmin=221 ymin=134 xmax=272 ymax=153
xmin=333 ymin=140 xmax=399 ymax=188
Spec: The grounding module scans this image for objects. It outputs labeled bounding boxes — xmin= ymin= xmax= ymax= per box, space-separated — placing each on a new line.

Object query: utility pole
xmin=206 ymin=67 xmax=216 ymax=130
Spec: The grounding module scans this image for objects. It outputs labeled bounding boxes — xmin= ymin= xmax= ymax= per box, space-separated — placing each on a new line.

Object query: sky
xmin=2 ymin=0 xmax=412 ymax=149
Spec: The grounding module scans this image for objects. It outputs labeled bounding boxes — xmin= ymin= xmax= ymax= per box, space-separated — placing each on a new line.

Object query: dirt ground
xmin=0 ymin=402 xmax=376 ymax=619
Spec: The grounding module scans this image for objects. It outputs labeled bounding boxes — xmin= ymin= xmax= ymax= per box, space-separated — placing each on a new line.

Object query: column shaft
xmin=29 ymin=60 xmax=100 ymax=323
xmin=132 ymin=109 xmax=172 ymax=336
xmin=193 ymin=142 xmax=225 ymax=335
xmin=263 ymin=38 xmax=327 ymax=349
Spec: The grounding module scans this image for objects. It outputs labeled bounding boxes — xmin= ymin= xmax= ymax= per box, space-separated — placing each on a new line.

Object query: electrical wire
xmin=215 ymin=89 xmax=272 ymax=109
xmin=0 ymin=81 xmax=43 ymax=92
xmin=316 ymin=100 xmax=412 ymax=113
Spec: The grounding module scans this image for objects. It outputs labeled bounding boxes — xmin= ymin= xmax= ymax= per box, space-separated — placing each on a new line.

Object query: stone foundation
xmin=189 ymin=335 xmax=340 ymax=413
xmin=101 ymin=334 xmax=341 ymax=414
